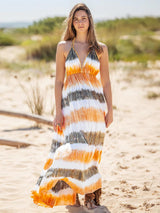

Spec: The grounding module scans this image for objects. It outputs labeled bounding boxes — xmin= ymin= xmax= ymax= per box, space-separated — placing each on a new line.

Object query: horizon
xmin=0 ymin=0 xmax=160 ymax=23
xmin=0 ymin=14 xmax=159 ymax=23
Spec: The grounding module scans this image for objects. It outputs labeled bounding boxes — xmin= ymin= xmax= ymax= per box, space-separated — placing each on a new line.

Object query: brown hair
xmin=61 ymin=3 xmax=103 ymax=54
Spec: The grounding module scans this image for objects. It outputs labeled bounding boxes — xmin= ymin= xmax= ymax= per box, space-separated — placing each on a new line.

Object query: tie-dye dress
xmin=30 ymin=37 xmax=107 ymax=207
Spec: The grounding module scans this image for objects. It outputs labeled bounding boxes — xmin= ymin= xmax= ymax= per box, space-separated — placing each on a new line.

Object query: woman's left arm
xmin=99 ymin=44 xmax=113 ymax=128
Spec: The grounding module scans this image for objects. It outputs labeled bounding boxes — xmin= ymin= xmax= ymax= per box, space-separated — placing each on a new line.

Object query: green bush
xmin=116 ymin=39 xmax=141 ymax=60
xmin=105 ymin=39 xmax=119 ymax=61
xmin=0 ymin=33 xmax=17 ymax=46
xmin=140 ymin=36 xmax=160 ymax=55
xmin=96 ymin=16 xmax=160 ymax=36
xmin=26 ymin=37 xmax=58 ymax=61
xmin=27 ymin=16 xmax=66 ymax=34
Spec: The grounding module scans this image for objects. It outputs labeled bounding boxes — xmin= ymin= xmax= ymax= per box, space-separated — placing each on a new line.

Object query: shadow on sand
xmin=66 ymin=205 xmax=111 ymax=213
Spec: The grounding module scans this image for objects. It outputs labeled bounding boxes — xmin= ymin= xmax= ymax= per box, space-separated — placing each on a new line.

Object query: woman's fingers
xmin=105 ymin=112 xmax=113 ymax=128
xmin=53 ymin=119 xmax=63 ymax=132
xmin=105 ymin=117 xmax=109 ymax=128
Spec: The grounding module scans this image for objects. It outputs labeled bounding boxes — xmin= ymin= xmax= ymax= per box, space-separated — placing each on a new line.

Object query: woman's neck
xmin=74 ymin=35 xmax=88 ymax=44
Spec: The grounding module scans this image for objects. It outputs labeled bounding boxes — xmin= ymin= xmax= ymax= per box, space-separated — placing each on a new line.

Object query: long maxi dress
xmin=30 ymin=37 xmax=107 ymax=207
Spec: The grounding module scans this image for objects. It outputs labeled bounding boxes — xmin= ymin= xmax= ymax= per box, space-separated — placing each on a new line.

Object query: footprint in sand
xmin=114 ymin=187 xmax=119 ymax=190
xmin=108 ymin=192 xmax=118 ymax=196
xmin=116 ymin=162 xmax=129 ymax=170
xmin=143 ymin=201 xmax=155 ymax=211
xmin=132 ymin=154 xmax=143 ymax=159
xmin=144 ymin=142 xmax=158 ymax=146
xmin=121 ymin=203 xmax=138 ymax=210
xmin=120 ymin=180 xmax=127 ymax=184
xmin=131 ymin=185 xmax=140 ymax=190
xmin=119 ymin=165 xmax=129 ymax=169
xmin=143 ymin=184 xmax=150 ymax=191
xmin=147 ymin=149 xmax=157 ymax=153
xmin=124 ymin=194 xmax=132 ymax=198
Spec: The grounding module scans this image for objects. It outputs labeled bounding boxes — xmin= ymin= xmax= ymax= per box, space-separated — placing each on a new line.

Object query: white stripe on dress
xmin=62 ymin=99 xmax=106 ymax=116
xmin=35 ymin=173 xmax=101 ymax=192
xmin=51 ymin=159 xmax=98 ymax=170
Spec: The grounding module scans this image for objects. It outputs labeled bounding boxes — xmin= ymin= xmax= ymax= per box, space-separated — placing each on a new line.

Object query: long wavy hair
xmin=61 ymin=3 xmax=103 ymax=54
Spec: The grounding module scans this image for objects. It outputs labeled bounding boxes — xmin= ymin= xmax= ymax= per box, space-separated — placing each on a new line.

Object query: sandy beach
xmin=0 ymin=46 xmax=160 ymax=213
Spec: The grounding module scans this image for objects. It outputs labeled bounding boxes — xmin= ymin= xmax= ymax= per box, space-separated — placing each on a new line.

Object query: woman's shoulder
xmin=57 ymin=40 xmax=73 ymax=58
xmin=97 ymin=41 xmax=108 ymax=52
xmin=96 ymin=41 xmax=108 ymax=60
xmin=57 ymin=40 xmax=72 ymax=49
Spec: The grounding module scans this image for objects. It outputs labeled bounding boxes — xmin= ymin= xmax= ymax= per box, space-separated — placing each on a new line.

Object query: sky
xmin=0 ymin=0 xmax=160 ymax=22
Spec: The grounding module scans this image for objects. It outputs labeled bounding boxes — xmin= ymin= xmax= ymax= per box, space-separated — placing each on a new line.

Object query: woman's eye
xmin=73 ymin=17 xmax=87 ymax=23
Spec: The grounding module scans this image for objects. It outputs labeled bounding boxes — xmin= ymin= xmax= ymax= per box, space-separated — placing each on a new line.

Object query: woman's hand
xmin=105 ymin=109 xmax=113 ymax=128
xmin=53 ymin=111 xmax=64 ymax=132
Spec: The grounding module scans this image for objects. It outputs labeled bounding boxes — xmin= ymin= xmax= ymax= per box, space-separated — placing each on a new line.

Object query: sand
xmin=0 ymin=46 xmax=160 ymax=212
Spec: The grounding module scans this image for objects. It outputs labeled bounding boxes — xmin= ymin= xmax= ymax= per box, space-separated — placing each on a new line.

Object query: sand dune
xmin=0 ymin=58 xmax=160 ymax=212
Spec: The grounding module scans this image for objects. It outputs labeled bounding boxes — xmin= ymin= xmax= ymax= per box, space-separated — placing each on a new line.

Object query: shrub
xmin=0 ymin=33 xmax=16 ymax=46
xmin=140 ymin=36 xmax=160 ymax=55
xmin=116 ymin=39 xmax=141 ymax=60
xmin=26 ymin=38 xmax=58 ymax=61
xmin=27 ymin=16 xmax=66 ymax=34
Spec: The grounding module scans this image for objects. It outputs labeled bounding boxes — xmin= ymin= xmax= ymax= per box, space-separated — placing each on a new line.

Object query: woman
xmin=31 ymin=3 xmax=113 ymax=210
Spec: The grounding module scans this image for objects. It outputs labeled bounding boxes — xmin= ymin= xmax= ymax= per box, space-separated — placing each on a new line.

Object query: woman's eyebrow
xmin=74 ymin=15 xmax=87 ymax=19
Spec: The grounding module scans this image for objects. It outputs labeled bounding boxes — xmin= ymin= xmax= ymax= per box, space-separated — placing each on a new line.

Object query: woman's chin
xmin=77 ymin=28 xmax=88 ymax=33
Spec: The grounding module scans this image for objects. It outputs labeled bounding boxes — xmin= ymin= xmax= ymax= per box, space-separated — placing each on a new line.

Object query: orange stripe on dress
xmin=43 ymin=150 xmax=102 ymax=171
xmin=31 ymin=189 xmax=76 ymax=207
xmin=58 ymin=149 xmax=102 ymax=164
xmin=66 ymin=65 xmax=81 ymax=75
xmin=84 ymin=63 xmax=99 ymax=75
xmin=44 ymin=158 xmax=53 ymax=170
xmin=66 ymin=62 xmax=99 ymax=76
xmin=64 ymin=72 xmax=101 ymax=90
xmin=64 ymin=107 xmax=105 ymax=127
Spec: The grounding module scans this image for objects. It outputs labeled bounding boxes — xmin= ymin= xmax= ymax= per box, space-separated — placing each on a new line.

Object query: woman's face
xmin=73 ymin=10 xmax=89 ymax=33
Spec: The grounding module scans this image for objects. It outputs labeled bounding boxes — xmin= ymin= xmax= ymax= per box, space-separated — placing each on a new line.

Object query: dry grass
xmin=18 ymin=80 xmax=46 ymax=115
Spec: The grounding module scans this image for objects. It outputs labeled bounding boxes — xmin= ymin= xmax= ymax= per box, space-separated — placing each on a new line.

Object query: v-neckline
xmin=72 ymin=38 xmax=90 ymax=70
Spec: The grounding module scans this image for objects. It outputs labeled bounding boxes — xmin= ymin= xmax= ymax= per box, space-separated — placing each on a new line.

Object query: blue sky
xmin=0 ymin=0 xmax=160 ymax=22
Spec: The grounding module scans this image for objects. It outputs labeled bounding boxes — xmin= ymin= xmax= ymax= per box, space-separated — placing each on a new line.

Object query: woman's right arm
xmin=53 ymin=41 xmax=65 ymax=131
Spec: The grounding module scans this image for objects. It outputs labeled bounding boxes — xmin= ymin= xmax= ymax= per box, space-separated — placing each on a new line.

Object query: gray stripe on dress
xmin=50 ymin=140 xmax=63 ymax=153
xmin=65 ymin=131 xmax=105 ymax=146
xmin=45 ymin=165 xmax=98 ymax=181
xmin=66 ymin=48 xmax=77 ymax=62
xmin=87 ymin=49 xmax=99 ymax=62
xmin=62 ymin=89 xmax=105 ymax=108
xmin=36 ymin=175 xmax=43 ymax=186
